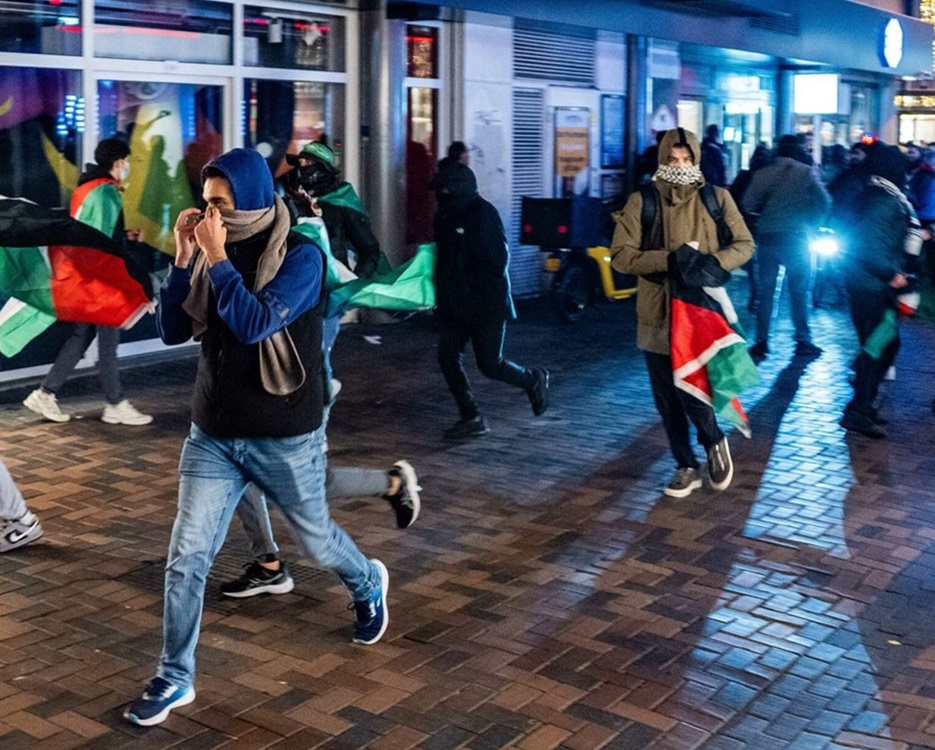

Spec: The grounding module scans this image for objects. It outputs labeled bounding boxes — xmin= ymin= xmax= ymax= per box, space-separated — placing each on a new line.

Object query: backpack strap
xmin=699 ymin=183 xmax=734 ymax=249
xmin=638 ymin=184 xmax=663 ymax=251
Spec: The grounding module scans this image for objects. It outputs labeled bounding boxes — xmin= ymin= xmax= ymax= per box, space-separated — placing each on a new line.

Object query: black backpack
xmin=638 ymin=183 xmax=734 ymax=251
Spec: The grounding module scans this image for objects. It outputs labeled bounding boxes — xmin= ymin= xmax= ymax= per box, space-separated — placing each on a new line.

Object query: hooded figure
xmin=840 ymin=142 xmax=922 ymax=438
xmin=282 ymin=140 xmax=380 ymax=279
xmin=431 ymin=160 xmax=550 ymax=441
xmin=126 ymin=147 xmax=388 ymax=728
xmin=610 ymin=127 xmax=754 ymax=499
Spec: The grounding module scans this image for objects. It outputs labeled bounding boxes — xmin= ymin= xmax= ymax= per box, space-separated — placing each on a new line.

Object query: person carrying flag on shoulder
xmin=610 ymin=128 xmax=755 ymax=498
xmin=23 ymin=137 xmax=152 ymax=425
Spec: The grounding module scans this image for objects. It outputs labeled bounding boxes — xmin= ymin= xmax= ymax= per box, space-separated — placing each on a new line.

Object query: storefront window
xmin=94 ymin=0 xmax=232 ymax=64
xmin=98 ymin=79 xmax=223 ymax=257
xmin=407 ymin=25 xmax=437 ymax=78
xmin=243 ymin=79 xmax=345 ymax=177
xmin=406 ymin=87 xmax=436 ymax=244
xmin=0 ymin=67 xmax=83 ymax=207
xmin=243 ymin=7 xmax=345 ymax=71
xmin=0 ymin=1 xmax=81 ymax=55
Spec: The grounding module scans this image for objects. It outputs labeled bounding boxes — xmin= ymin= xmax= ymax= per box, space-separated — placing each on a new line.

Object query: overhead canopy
xmin=393 ymin=0 xmax=934 ymax=76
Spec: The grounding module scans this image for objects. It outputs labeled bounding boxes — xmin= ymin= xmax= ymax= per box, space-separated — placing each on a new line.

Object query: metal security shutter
xmin=510 ymin=87 xmax=544 ymax=297
xmin=513 ymin=22 xmax=595 ymax=85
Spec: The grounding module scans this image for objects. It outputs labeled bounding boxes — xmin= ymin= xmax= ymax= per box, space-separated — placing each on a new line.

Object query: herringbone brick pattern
xmin=1 ymin=286 xmax=935 ymax=749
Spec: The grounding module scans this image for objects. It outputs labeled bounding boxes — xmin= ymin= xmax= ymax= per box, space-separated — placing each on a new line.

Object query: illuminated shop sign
xmin=793 ymin=73 xmax=840 ymax=114
xmin=879 ymin=18 xmax=904 ymax=68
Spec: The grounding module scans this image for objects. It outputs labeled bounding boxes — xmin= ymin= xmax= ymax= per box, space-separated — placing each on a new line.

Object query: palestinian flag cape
xmin=292 ymin=219 xmax=434 ymax=318
xmin=0 ymin=198 xmax=153 ymax=357
xmin=670 ymin=280 xmax=759 ymax=437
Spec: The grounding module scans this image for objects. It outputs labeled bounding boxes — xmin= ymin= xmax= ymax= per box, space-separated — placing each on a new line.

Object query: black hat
xmin=94 ymin=137 xmax=130 ymax=170
xmin=431 ymin=159 xmax=477 ymax=197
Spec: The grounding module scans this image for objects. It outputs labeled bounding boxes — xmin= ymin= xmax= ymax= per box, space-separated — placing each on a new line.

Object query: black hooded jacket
xmin=432 ymin=161 xmax=515 ymax=324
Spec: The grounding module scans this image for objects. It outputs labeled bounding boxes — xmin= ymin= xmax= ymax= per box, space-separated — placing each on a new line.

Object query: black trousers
xmin=645 ymin=350 xmax=724 ymax=469
xmin=847 ymin=289 xmax=900 ymax=416
xmin=438 ymin=317 xmax=535 ymax=420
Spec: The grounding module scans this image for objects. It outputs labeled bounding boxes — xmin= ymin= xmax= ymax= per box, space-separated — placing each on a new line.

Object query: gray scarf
xmin=182 ymin=194 xmax=307 ymax=396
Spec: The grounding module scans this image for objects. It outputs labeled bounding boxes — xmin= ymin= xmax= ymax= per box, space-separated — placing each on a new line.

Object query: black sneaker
xmin=219 ymin=560 xmax=295 ymax=598
xmin=351 ymin=559 xmax=389 ymax=645
xmin=664 ymin=467 xmax=703 ymax=498
xmin=384 ymin=460 xmax=421 ymax=529
xmin=527 ymin=368 xmax=550 ymax=416
xmin=749 ymin=341 xmax=769 ymax=362
xmin=794 ymin=341 xmax=823 ymax=358
xmin=443 ymin=415 xmax=490 ymax=441
xmin=840 ymin=409 xmax=886 ymax=439
xmin=707 ymin=437 xmax=733 ymax=491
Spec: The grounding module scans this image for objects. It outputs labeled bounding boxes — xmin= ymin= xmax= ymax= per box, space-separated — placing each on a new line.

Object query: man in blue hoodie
xmin=123 ymin=149 xmax=388 ymax=727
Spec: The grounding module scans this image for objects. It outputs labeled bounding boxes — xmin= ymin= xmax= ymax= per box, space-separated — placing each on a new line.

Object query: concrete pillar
xmin=360 ymin=1 xmax=407 ymax=266
xmin=626 ymin=34 xmax=648 ymax=193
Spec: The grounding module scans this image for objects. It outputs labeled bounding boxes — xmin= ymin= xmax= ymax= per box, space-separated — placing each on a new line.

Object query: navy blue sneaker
xmin=123 ymin=676 xmax=195 ymax=726
xmin=351 ymin=559 xmax=388 ymax=645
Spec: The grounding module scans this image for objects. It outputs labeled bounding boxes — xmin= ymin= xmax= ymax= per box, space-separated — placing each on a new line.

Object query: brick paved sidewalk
xmin=1 ymin=290 xmax=935 ymax=749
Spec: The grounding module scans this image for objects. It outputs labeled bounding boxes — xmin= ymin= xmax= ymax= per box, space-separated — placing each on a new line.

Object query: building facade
xmin=0 ymin=0 xmax=931 ymax=380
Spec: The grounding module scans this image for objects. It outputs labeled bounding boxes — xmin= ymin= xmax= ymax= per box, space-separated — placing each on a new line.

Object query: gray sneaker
xmin=707 ymin=437 xmax=733 ymax=491
xmin=0 ymin=513 xmax=43 ymax=552
xmin=664 ymin=467 xmax=703 ymax=498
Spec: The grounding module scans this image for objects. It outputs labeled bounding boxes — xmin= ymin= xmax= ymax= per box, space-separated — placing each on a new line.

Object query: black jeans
xmin=645 ymin=350 xmax=724 ymax=469
xmin=437 ymin=317 xmax=535 ymax=420
xmin=847 ymin=289 xmax=900 ymax=416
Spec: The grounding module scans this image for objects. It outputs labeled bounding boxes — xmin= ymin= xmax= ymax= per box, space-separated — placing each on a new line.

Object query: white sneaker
xmin=23 ymin=389 xmax=70 ymax=422
xmin=101 ymin=400 xmax=153 ymax=426
xmin=0 ymin=513 xmax=43 ymax=552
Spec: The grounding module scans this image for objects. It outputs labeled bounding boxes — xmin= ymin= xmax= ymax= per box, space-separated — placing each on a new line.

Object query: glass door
xmin=96 ymin=75 xmax=226 ymax=346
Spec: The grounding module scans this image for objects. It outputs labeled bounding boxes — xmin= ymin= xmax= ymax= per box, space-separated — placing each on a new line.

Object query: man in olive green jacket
xmin=611 ymin=128 xmax=754 ymax=498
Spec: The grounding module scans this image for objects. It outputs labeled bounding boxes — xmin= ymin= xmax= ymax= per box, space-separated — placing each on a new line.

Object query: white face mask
xmin=119 ymin=161 xmax=130 ymax=181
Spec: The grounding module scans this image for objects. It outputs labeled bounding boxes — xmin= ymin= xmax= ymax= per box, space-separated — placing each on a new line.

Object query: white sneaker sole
xmin=708 ymin=440 xmax=734 ymax=492
xmin=353 ymin=559 xmax=388 ymax=645
xmin=393 ymin=460 xmax=421 ymax=527
xmin=220 ymin=577 xmax=295 ymax=598
xmin=664 ymin=479 xmax=703 ymax=498
xmin=101 ymin=414 xmax=154 ymax=425
xmin=123 ymin=687 xmax=195 ymax=726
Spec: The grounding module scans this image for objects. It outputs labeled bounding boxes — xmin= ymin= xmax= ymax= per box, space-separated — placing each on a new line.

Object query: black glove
xmin=669 ymin=244 xmax=731 ymax=288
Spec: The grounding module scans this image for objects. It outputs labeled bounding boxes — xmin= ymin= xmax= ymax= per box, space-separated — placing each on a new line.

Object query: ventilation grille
xmin=510 ymin=88 xmax=545 ymax=297
xmin=513 ymin=26 xmax=595 ymax=85
xmin=749 ymin=13 xmax=800 ymax=35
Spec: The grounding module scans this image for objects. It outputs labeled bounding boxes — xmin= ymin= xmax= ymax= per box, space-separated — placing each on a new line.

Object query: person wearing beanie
xmin=840 ymin=142 xmax=923 ymax=438
xmin=742 ymin=134 xmax=831 ymax=361
xmin=611 ymin=127 xmax=755 ymax=498
xmin=124 ymin=147 xmax=389 ymax=728
xmin=432 ymin=159 xmax=550 ymax=440
xmin=23 ymin=137 xmax=153 ymax=426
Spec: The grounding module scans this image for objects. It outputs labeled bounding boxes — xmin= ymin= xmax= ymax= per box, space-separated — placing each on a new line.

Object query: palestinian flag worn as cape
xmin=670 ymin=280 xmax=759 ymax=437
xmin=0 ymin=196 xmax=153 ymax=357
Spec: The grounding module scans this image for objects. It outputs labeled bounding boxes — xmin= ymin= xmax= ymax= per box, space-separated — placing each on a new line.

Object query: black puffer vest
xmin=192 ymin=229 xmax=326 ymax=438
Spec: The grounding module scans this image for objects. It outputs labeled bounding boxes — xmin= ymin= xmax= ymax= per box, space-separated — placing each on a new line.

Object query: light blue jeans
xmin=239 ymin=466 xmax=389 ymax=559
xmin=0 ymin=458 xmax=28 ymax=521
xmin=157 ymin=423 xmax=380 ymax=688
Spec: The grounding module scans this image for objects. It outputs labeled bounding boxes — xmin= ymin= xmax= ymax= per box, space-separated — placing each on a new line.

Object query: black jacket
xmin=191 ymin=229 xmax=326 ymax=438
xmin=433 ymin=194 xmax=515 ymax=324
xmin=844 ymin=183 xmax=910 ymax=295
